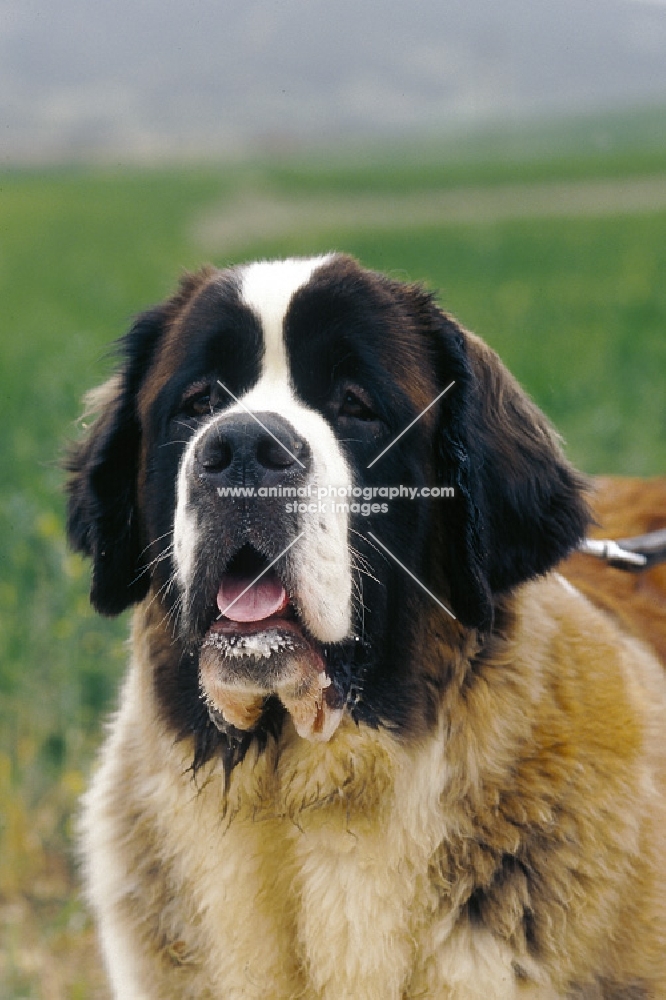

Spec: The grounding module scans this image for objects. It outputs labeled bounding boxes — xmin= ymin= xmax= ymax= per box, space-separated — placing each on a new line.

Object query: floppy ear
xmin=65 ymin=307 xmax=166 ymax=615
xmin=427 ymin=307 xmax=590 ymax=629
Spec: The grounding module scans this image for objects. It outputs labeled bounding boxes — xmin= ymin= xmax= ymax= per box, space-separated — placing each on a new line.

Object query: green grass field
xmin=1 ymin=107 xmax=666 ymax=996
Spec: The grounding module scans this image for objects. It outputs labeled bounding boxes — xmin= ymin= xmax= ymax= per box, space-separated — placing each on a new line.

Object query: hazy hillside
xmin=2 ymin=0 xmax=666 ymax=161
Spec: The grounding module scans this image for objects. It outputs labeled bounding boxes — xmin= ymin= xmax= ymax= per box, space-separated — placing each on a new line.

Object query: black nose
xmin=193 ymin=412 xmax=311 ymax=488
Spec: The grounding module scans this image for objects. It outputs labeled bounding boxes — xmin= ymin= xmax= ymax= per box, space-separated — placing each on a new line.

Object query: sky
xmin=2 ymin=0 xmax=666 ymax=162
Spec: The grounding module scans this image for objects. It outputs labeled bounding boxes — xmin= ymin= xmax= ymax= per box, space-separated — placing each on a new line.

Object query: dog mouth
xmin=198 ymin=545 xmax=347 ymax=742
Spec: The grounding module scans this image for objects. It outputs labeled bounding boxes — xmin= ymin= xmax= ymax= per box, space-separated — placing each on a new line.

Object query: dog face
xmin=66 ymin=254 xmax=588 ymax=766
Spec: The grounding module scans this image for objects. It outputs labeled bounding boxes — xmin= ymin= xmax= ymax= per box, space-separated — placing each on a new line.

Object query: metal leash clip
xmin=578 ymin=538 xmax=648 ymax=568
xmin=579 ymin=528 xmax=666 ymax=571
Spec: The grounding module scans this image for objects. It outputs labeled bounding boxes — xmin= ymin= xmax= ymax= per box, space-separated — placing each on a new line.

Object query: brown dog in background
xmin=562 ymin=476 xmax=666 ymax=666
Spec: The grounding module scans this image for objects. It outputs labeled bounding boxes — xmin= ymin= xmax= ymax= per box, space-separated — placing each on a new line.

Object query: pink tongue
xmin=217 ymin=574 xmax=288 ymax=622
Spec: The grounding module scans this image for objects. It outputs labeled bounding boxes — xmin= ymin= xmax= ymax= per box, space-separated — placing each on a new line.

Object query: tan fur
xmin=81 ymin=573 xmax=666 ymax=998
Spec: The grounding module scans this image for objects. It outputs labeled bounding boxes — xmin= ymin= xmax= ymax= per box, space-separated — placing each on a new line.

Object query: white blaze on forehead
xmin=233 ymin=255 xmax=351 ymax=642
xmin=240 ymin=255 xmax=332 ymax=389
xmin=173 ymin=253 xmax=353 ymax=645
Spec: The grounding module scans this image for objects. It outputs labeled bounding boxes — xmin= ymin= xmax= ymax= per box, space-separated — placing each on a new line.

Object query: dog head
xmin=66 ymin=254 xmax=589 ymax=765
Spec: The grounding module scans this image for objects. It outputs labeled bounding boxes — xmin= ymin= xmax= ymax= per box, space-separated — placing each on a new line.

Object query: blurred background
xmin=1 ymin=1 xmax=665 ymax=995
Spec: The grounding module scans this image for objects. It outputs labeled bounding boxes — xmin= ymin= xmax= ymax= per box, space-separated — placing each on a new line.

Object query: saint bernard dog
xmin=66 ymin=254 xmax=666 ymax=1000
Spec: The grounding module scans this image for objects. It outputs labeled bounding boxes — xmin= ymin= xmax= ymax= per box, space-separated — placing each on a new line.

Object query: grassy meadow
xmin=1 ymin=108 xmax=666 ymax=996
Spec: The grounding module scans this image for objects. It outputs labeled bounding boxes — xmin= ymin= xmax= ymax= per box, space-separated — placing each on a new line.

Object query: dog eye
xmin=188 ymin=394 xmax=211 ymax=416
xmin=180 ymin=384 xmax=215 ymax=417
xmin=339 ymin=388 xmax=377 ymax=422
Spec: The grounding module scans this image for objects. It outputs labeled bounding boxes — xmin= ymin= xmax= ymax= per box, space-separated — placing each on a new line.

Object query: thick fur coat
xmin=67 ymin=255 xmax=666 ymax=999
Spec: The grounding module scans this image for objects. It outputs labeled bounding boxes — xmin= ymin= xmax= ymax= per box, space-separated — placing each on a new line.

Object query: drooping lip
xmin=204 ymin=609 xmax=312 ymax=659
xmin=198 ymin=551 xmax=347 ymax=742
